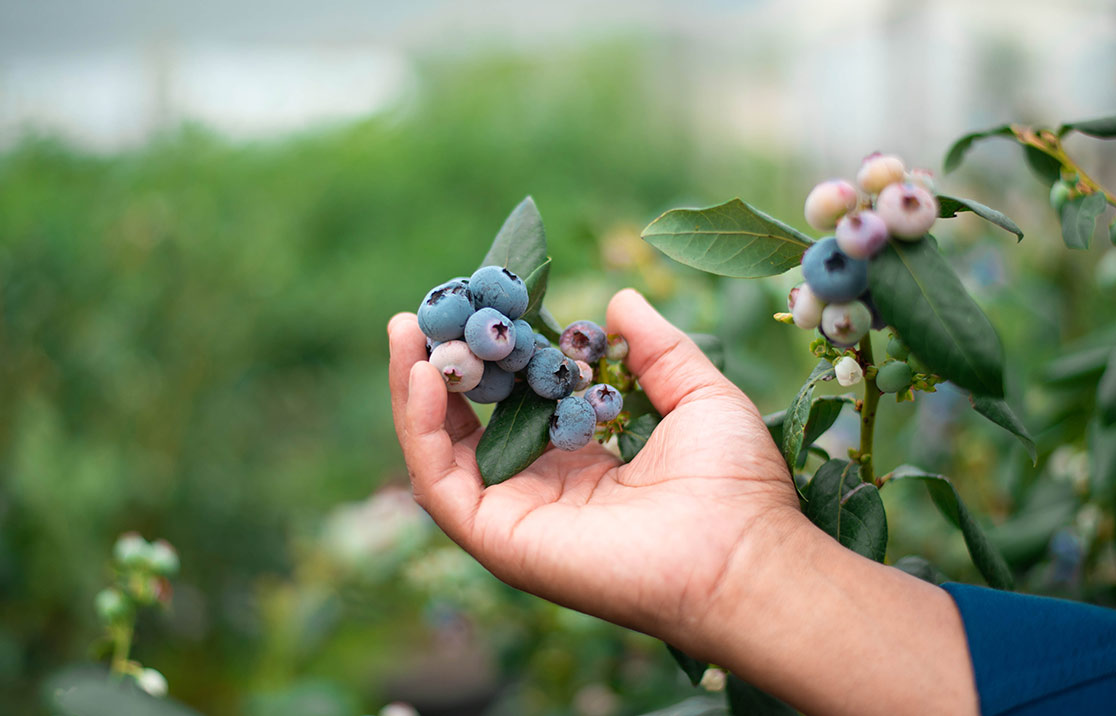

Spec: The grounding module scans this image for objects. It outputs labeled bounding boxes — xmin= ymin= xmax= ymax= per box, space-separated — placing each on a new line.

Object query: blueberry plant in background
xmin=634 ymin=115 xmax=1116 ymax=714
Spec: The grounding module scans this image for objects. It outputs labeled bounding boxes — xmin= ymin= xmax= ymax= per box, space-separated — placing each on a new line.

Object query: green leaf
xmin=1109 ymin=216 xmax=1115 ymax=246
xmin=969 ymin=395 xmax=1037 ymax=464
xmin=942 ymin=125 xmax=1013 ymax=173
xmin=665 ymin=643 xmax=708 ymax=687
xmin=726 ymin=675 xmax=797 ymax=716
xmin=1098 ymin=350 xmax=1116 ymax=426
xmin=869 ymin=239 xmax=1004 ymax=397
xmin=1058 ymin=192 xmax=1107 ymax=250
xmin=688 ymin=333 xmax=725 ymax=371
xmin=1058 ymin=115 xmax=1116 ymax=139
xmin=1044 ymin=344 xmax=1112 ymax=385
xmin=804 ymin=460 xmax=888 ymax=562
xmin=887 ymin=466 xmax=1014 ymax=589
xmin=520 ymin=258 xmax=550 ymax=323
xmin=937 ymin=194 xmax=1023 ymax=241
xmin=781 ymin=361 xmax=836 ymax=475
xmin=480 ymin=196 xmax=548 ymax=278
xmin=1090 ymin=419 xmax=1116 ymax=507
xmin=535 ymin=305 xmax=563 ymax=342
xmin=893 ymin=555 xmax=948 ymax=585
xmin=641 ymin=198 xmax=813 ymax=278
xmin=476 ymin=384 xmax=556 ymax=486
xmin=639 ymin=696 xmax=728 ymax=716
xmin=1021 ymin=144 xmax=1063 ymax=185
xmin=619 ymin=412 xmax=662 ymax=463
xmin=765 ymin=396 xmax=851 ymax=461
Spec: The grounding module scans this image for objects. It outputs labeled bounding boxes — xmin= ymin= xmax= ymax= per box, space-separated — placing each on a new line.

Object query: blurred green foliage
xmin=1 ymin=42 xmax=1114 ymax=716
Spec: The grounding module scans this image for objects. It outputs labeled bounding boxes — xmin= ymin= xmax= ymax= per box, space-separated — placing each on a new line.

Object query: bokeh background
xmin=1 ymin=1 xmax=1115 ymax=714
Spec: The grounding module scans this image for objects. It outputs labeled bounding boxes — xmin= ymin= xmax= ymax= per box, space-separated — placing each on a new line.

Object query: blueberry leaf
xmin=535 ymin=305 xmax=563 ymax=342
xmin=1097 ymin=349 xmax=1116 ymax=426
xmin=688 ymin=333 xmax=725 ymax=371
xmin=520 ymin=258 xmax=550 ymax=323
xmin=476 ymin=384 xmax=556 ymax=486
xmin=969 ymin=395 xmax=1037 ymax=465
xmin=1058 ymin=114 xmax=1116 ymax=139
xmin=781 ymin=361 xmax=835 ymax=477
xmin=765 ymin=395 xmax=851 ymax=463
xmin=937 ymin=194 xmax=1023 ymax=241
xmin=726 ymin=675 xmax=797 ymax=716
xmin=886 ymin=465 xmax=1014 ymax=589
xmin=1021 ymin=144 xmax=1063 ymax=185
xmin=804 ymin=460 xmax=888 ymax=562
xmin=943 ymin=125 xmax=1013 ymax=173
xmin=1043 ymin=344 xmax=1113 ymax=386
xmin=481 ymin=196 xmax=548 ymax=279
xmin=665 ymin=643 xmax=707 ymax=687
xmin=869 ymin=239 xmax=1005 ymax=398
xmin=1058 ymin=192 xmax=1107 ymax=250
xmin=619 ymin=411 xmax=661 ymax=463
xmin=641 ymin=198 xmax=814 ymax=278
xmin=1109 ymin=216 xmax=1116 ymax=246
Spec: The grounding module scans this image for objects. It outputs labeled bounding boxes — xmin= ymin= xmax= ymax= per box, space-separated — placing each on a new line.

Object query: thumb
xmin=605 ymin=288 xmax=736 ymax=415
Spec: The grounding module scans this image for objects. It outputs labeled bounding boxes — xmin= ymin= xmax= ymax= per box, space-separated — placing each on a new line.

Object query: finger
xmin=605 ymin=288 xmax=736 ymax=415
xmin=404 ymin=361 xmax=483 ymax=543
xmin=388 ymin=313 xmax=480 ymax=442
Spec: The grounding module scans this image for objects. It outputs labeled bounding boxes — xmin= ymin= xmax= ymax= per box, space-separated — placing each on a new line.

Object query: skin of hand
xmin=388 ymin=288 xmax=978 ymax=716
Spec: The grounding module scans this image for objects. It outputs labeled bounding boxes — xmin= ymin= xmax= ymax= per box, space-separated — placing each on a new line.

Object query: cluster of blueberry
xmin=788 ymin=153 xmax=939 ymax=348
xmin=417 ymin=265 xmax=627 ymax=451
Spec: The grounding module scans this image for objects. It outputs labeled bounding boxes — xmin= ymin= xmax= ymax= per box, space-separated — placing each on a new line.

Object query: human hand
xmin=388 ymin=288 xmax=804 ymax=652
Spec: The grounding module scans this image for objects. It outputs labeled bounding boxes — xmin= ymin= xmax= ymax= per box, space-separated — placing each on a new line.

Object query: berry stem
xmin=1012 ymin=125 xmax=1116 ymax=205
xmin=858 ymin=336 xmax=880 ymax=486
xmin=110 ymin=620 xmax=134 ymax=677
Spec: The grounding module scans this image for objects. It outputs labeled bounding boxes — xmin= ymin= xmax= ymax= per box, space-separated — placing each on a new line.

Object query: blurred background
xmin=1 ymin=0 xmax=1115 ymax=714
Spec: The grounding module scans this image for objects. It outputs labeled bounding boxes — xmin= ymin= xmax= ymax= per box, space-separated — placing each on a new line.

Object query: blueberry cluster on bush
xmin=791 ymin=153 xmax=938 ymax=349
xmin=417 ymin=265 xmax=627 ymax=452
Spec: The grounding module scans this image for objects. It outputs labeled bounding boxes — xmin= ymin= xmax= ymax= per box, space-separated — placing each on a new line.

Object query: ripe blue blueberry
xmin=469 ymin=265 xmax=529 ymax=319
xmin=464 ymin=307 xmax=517 ymax=361
xmin=418 ymin=279 xmax=474 ymax=341
xmin=801 ymin=237 xmax=868 ymax=302
xmin=496 ymin=319 xmax=536 ymax=372
xmin=584 ymin=383 xmax=623 ymax=422
xmin=559 ymin=320 xmax=607 ymax=363
xmin=465 ymin=362 xmax=516 ymax=404
xmin=533 ymin=333 xmax=550 ymax=349
xmin=549 ymin=395 xmax=597 ymax=451
xmin=526 ymin=347 xmax=576 ymax=400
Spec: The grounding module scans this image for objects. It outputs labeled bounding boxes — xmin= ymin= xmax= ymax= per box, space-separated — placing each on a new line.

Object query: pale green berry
xmin=148 ymin=540 xmax=180 ymax=577
xmin=113 ymin=532 xmax=151 ymax=569
xmin=94 ymin=588 xmax=130 ymax=623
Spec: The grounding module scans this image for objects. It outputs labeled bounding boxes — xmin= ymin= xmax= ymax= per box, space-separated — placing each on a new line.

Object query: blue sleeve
xmin=942 ymin=582 xmax=1116 ymax=715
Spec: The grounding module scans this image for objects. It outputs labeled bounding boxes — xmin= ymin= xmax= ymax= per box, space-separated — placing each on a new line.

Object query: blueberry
xmin=835 ymin=210 xmax=889 ymax=259
xmin=549 ymin=396 xmax=597 ymax=451
xmin=95 ymin=588 xmax=129 ymax=623
xmin=856 ymin=153 xmax=905 ymax=194
xmin=429 ymin=340 xmax=485 ymax=392
xmin=886 ymin=337 xmax=910 ymax=361
xmin=876 ymin=182 xmax=937 ymax=240
xmin=559 ymin=320 xmax=607 ymax=363
xmin=465 ymin=362 xmax=516 ymax=404
xmin=573 ymin=360 xmax=594 ymax=391
xmin=584 ymin=383 xmax=623 ymax=422
xmin=464 ymin=307 xmax=517 ymax=361
xmin=789 ymin=282 xmax=824 ymax=330
xmin=417 ymin=279 xmax=475 ymax=341
xmin=496 ymin=319 xmax=536 ymax=372
xmin=148 ymin=539 xmax=179 ymax=577
xmin=526 ymin=347 xmax=576 ymax=400
xmin=876 ymin=361 xmax=913 ymax=393
xmin=804 ymin=179 xmax=858 ymax=231
xmin=534 ymin=333 xmax=550 ymax=349
xmin=425 ymin=337 xmax=442 ymax=357
xmin=820 ymin=300 xmax=872 ymax=347
xmin=859 ymin=291 xmax=887 ymax=330
xmin=605 ymin=334 xmax=629 ymax=361
xmin=469 ymin=265 xmax=529 ymax=319
xmin=801 ymin=237 xmax=868 ymax=303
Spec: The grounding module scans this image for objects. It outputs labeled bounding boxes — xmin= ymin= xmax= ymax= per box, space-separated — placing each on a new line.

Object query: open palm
xmin=388 ymin=289 xmax=801 ymax=651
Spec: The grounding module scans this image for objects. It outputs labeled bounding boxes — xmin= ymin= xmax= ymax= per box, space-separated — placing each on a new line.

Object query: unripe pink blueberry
xmin=820 ymin=301 xmax=872 ymax=346
xmin=833 ymin=356 xmax=863 ymax=387
xmin=876 ymin=182 xmax=938 ymax=240
xmin=789 ymin=283 xmax=824 ymax=330
xmin=573 ymin=360 xmax=594 ymax=391
xmin=804 ymin=179 xmax=858 ymax=231
xmin=856 ymin=153 xmax=905 ymax=194
xmin=835 ymin=210 xmax=889 ymax=259
xmin=428 ymin=340 xmax=484 ymax=393
xmin=906 ymin=168 xmax=935 ymax=193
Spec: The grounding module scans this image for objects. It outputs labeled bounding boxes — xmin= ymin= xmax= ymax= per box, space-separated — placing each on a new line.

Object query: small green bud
xmin=1050 ymin=181 xmax=1071 ymax=212
xmin=94 ymin=588 xmax=130 ymax=623
xmin=148 ymin=540 xmax=179 ymax=577
xmin=113 ymin=532 xmax=151 ymax=569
